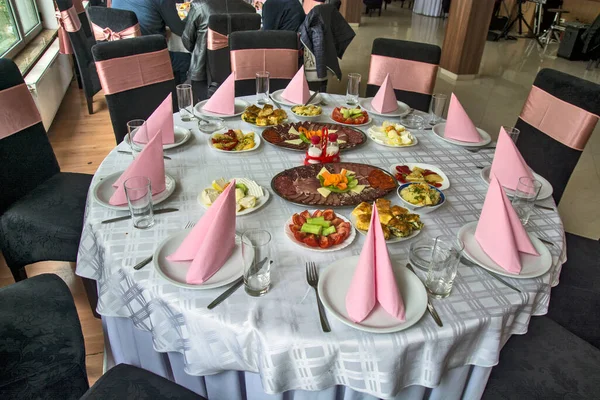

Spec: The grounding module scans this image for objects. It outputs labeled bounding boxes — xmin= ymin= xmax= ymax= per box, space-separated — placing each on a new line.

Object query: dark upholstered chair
xmin=204 ymin=13 xmax=261 ymax=101
xmin=0 ymin=59 xmax=93 ymax=283
xmin=87 ymin=6 xmax=140 ymax=42
xmin=56 ymin=0 xmax=101 ymax=114
xmin=229 ymin=30 xmax=299 ymax=97
xmin=0 ymin=274 xmax=89 ymax=399
xmin=92 ymin=35 xmax=177 ymax=143
xmin=364 ymin=0 xmax=383 ymax=16
xmin=366 ymin=38 xmax=441 ymax=112
xmin=515 ymin=68 xmax=600 ymax=204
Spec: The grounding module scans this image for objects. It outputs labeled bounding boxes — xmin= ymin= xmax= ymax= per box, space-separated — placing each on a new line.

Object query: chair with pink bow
xmin=92 ymin=35 xmax=177 ymax=143
xmin=55 ymin=0 xmax=102 ymax=115
xmin=204 ymin=13 xmax=262 ymax=101
xmin=229 ymin=30 xmax=300 ymax=96
xmin=366 ymin=38 xmax=441 ymax=112
xmin=87 ymin=6 xmax=141 ymax=42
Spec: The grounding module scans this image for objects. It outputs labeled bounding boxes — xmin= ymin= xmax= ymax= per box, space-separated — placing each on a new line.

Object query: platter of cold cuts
xmin=261 ymin=122 xmax=367 ymax=152
xmin=271 ymin=162 xmax=397 ymax=207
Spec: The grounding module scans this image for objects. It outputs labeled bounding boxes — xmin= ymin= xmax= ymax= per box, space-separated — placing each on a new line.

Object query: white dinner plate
xmin=432 ymin=123 xmax=492 ymax=147
xmin=198 ymin=182 xmax=270 ymax=216
xmin=359 ymin=97 xmax=411 ymax=117
xmin=153 ymin=231 xmax=244 ymax=290
xmin=271 ymin=89 xmax=322 ymax=107
xmin=457 ymin=221 xmax=553 ymax=279
xmin=479 ymin=166 xmax=553 ymax=201
xmin=284 ymin=212 xmax=355 ymax=252
xmin=195 ymin=98 xmax=249 ymax=118
xmin=329 ymin=117 xmax=372 ymax=127
xmin=349 ymin=213 xmax=422 ymax=244
xmin=92 ymin=172 xmax=176 ymax=211
xmin=318 ymin=256 xmax=428 ymax=333
xmin=389 ymin=163 xmax=451 ymax=190
xmin=208 ymin=130 xmax=262 ymax=153
xmin=124 ymin=125 xmax=191 ymax=150
xmin=366 ymin=126 xmax=418 ymax=148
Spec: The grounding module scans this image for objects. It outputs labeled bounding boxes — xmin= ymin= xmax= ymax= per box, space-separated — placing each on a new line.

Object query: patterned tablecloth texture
xmin=76 ymin=94 xmax=566 ymax=398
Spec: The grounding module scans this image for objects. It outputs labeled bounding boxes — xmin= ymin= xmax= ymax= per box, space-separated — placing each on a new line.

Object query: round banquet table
xmin=76 ymin=94 xmax=566 ymax=400
xmin=413 ymin=0 xmax=444 ymax=17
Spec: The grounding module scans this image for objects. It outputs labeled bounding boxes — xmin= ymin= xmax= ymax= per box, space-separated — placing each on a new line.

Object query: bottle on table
xmin=307 ymin=135 xmax=322 ymax=164
xmin=326 ymin=133 xmax=339 ymax=158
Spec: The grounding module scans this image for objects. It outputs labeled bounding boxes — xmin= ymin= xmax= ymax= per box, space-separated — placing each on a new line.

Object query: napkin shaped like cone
xmin=345 ymin=204 xmax=406 ymax=323
xmin=133 ymin=94 xmax=175 ymax=144
xmin=203 ymin=73 xmax=235 ymax=115
xmin=166 ymin=181 xmax=237 ymax=284
xmin=281 ymin=66 xmax=310 ymax=104
xmin=444 ymin=93 xmax=481 ymax=143
xmin=109 ymin=128 xmax=166 ymax=205
xmin=475 ymin=174 xmax=539 ymax=274
xmin=371 ymin=74 xmax=398 ymax=114
xmin=490 ymin=127 xmax=535 ymax=191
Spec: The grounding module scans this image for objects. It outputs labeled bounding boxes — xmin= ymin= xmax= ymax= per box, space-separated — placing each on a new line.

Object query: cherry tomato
xmin=322 ymin=209 xmax=335 ymax=221
xmin=331 ymin=217 xmax=343 ymax=227
xmin=289 ymin=224 xmax=300 ymax=233
xmin=293 ymin=231 xmax=307 ymax=242
xmin=292 ymin=214 xmax=306 ymax=226
xmin=300 ymin=210 xmax=311 ymax=220
xmin=329 ymin=233 xmax=345 ymax=246
xmin=319 ymin=235 xmax=333 ymax=248
xmin=312 ymin=210 xmax=324 ymax=218
xmin=303 ymin=234 xmax=319 ymax=247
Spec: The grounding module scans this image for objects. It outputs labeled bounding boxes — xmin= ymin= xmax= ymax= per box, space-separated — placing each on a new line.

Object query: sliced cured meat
xmin=261 ymin=123 xmax=366 ymax=152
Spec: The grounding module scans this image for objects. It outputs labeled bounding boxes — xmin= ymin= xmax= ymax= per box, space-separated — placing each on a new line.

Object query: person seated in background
xmin=261 ymin=0 xmax=306 ymax=32
xmin=111 ymin=0 xmax=191 ymax=84
xmin=182 ymin=0 xmax=256 ymax=102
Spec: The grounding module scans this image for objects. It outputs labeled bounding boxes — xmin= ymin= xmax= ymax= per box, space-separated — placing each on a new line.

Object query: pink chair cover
xmin=230 ymin=49 xmax=298 ymax=80
xmin=0 ymin=84 xmax=43 ymax=140
xmin=207 ymin=28 xmax=229 ymax=51
xmin=56 ymin=6 xmax=82 ymax=55
xmin=368 ymin=55 xmax=438 ymax=95
xmin=92 ymin=22 xmax=142 ymax=41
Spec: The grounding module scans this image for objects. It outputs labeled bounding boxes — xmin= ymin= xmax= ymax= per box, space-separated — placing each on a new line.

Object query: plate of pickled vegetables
xmin=210 ymin=129 xmax=260 ymax=152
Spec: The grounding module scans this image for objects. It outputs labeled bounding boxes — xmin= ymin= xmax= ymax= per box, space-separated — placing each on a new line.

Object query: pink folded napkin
xmin=281 ymin=66 xmax=310 ymax=104
xmin=345 ymin=204 xmax=406 ymax=323
xmin=166 ymin=180 xmax=237 ymax=284
xmin=109 ymin=127 xmax=166 ymax=205
xmin=371 ymin=73 xmax=398 ymax=114
xmin=202 ymin=73 xmax=235 ymax=115
xmin=133 ymin=94 xmax=175 ymax=144
xmin=444 ymin=93 xmax=481 ymax=143
xmin=475 ymin=174 xmax=539 ymax=274
xmin=490 ymin=127 xmax=535 ymax=191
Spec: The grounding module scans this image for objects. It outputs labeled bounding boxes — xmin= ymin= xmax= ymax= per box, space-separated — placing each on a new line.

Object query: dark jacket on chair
xmin=262 ymin=0 xmax=306 ymax=32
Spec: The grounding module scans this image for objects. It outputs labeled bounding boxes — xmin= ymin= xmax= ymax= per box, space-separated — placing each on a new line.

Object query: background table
xmin=413 ymin=0 xmax=444 ymax=17
xmin=77 ymin=94 xmax=566 ymax=399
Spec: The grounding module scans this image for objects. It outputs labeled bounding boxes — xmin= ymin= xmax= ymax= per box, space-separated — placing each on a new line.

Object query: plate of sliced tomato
xmin=284 ymin=209 xmax=355 ymax=252
xmin=330 ymin=106 xmax=371 ymax=127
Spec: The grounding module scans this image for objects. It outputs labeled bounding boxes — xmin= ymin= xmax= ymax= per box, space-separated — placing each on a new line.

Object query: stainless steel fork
xmin=134 ymin=221 xmax=194 ymax=270
xmin=306 ymin=262 xmax=331 ymax=333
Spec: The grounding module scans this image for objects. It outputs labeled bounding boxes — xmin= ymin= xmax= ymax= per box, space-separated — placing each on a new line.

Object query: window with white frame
xmin=0 ymin=0 xmax=43 ymax=58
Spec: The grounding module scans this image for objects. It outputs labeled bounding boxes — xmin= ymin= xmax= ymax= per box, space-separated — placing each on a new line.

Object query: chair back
xmin=207 ymin=14 xmax=262 ymax=92
xmin=92 ymin=35 xmax=177 ymax=144
xmin=87 ymin=6 xmax=141 ymax=42
xmin=229 ymin=30 xmax=299 ymax=97
xmin=515 ymin=68 xmax=600 ymax=204
xmin=0 ymin=59 xmax=60 ymax=215
xmin=55 ymin=0 xmax=101 ymax=100
xmin=366 ymin=38 xmax=441 ymax=112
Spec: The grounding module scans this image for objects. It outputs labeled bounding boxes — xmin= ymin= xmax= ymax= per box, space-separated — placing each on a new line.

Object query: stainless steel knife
xmin=101 ymin=208 xmax=179 ymax=224
xmin=406 ymin=263 xmax=443 ymax=327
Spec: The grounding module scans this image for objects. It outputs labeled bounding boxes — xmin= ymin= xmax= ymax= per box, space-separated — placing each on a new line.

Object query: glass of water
xmin=176 ymin=84 xmax=194 ymax=121
xmin=256 ymin=71 xmax=270 ymax=105
xmin=346 ymin=73 xmax=361 ymax=105
xmin=127 ymin=119 xmax=146 ymax=157
xmin=511 ymin=177 xmax=542 ymax=225
xmin=429 ymin=93 xmax=448 ymax=125
xmin=425 ymin=235 xmax=464 ymax=299
xmin=124 ymin=176 xmax=155 ymax=229
xmin=242 ymin=229 xmax=272 ymax=297
xmin=502 ymin=126 xmax=521 ymax=144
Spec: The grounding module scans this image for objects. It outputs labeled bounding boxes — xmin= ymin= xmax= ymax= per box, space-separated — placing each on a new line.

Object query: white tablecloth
xmin=413 ymin=0 xmax=443 ymax=17
xmin=76 ymin=94 xmax=566 ymax=399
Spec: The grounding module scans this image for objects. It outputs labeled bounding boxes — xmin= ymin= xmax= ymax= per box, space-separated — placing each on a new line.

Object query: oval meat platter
xmin=261 ymin=122 xmax=367 ymax=152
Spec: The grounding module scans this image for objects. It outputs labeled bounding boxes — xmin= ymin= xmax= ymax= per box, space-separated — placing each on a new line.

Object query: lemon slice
xmin=211 ymin=178 xmax=228 ymax=192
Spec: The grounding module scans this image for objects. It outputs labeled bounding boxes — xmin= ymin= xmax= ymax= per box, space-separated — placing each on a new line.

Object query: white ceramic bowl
xmin=396 ymin=183 xmax=446 ymax=214
xmin=290 ymin=105 xmax=323 ymax=121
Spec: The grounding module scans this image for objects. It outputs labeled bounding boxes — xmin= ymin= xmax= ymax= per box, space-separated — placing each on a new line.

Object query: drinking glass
xmin=242 ymin=230 xmax=272 ymax=296
xmin=124 ymin=176 xmax=155 ymax=229
xmin=502 ymin=126 xmax=521 ymax=144
xmin=429 ymin=93 xmax=448 ymax=125
xmin=256 ymin=71 xmax=270 ymax=105
xmin=127 ymin=119 xmax=146 ymax=157
xmin=177 ymin=83 xmax=194 ymax=121
xmin=511 ymin=177 xmax=542 ymax=225
xmin=346 ymin=73 xmax=361 ymax=105
xmin=425 ymin=235 xmax=464 ymax=298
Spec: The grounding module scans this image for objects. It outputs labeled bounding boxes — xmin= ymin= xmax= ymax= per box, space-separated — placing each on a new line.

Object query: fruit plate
xmin=284 ymin=211 xmax=355 ymax=252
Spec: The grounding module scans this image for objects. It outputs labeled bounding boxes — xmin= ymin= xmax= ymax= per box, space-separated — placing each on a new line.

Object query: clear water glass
xmin=429 ymin=93 xmax=448 ymax=125
xmin=346 ymin=73 xmax=361 ymax=105
xmin=124 ymin=176 xmax=155 ymax=229
xmin=256 ymin=71 xmax=270 ymax=105
xmin=127 ymin=119 xmax=146 ymax=157
xmin=511 ymin=177 xmax=542 ymax=225
xmin=242 ymin=230 xmax=272 ymax=296
xmin=425 ymin=235 xmax=464 ymax=298
xmin=503 ymin=126 xmax=521 ymax=144
xmin=176 ymin=84 xmax=194 ymax=121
